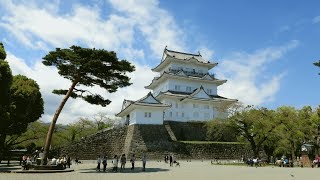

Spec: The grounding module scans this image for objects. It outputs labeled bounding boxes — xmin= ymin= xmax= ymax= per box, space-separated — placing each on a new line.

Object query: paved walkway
xmin=0 ymin=160 xmax=319 ymax=180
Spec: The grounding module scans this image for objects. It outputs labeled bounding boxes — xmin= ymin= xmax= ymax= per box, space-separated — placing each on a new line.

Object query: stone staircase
xmin=164 ymin=123 xmax=177 ymax=141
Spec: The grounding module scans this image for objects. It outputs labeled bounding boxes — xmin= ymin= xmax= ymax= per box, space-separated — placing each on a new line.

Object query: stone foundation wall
xmin=164 ymin=121 xmax=207 ymax=141
xmin=61 ymin=123 xmax=252 ymax=160
xmin=61 ymin=126 xmax=127 ymax=159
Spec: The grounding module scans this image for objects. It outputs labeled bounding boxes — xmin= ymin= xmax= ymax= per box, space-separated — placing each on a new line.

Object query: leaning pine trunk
xmin=42 ymin=79 xmax=79 ymax=165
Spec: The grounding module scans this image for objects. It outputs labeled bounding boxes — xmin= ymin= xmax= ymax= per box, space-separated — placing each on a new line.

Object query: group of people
xmin=96 ymin=153 xmax=147 ymax=172
xmin=164 ymin=154 xmax=179 ymax=167
xmin=21 ymin=155 xmax=33 ymax=170
xmin=21 ymin=152 xmax=71 ymax=170
xmin=49 ymin=155 xmax=71 ymax=169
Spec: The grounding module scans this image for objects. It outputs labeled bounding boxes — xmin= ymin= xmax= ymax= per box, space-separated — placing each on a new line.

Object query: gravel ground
xmin=0 ymin=160 xmax=319 ymax=180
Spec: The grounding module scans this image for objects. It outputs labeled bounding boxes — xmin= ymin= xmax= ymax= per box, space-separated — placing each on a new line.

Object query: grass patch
xmin=179 ymin=141 xmax=243 ymax=145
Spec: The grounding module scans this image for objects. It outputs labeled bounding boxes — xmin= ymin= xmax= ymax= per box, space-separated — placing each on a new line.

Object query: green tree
xmin=93 ymin=112 xmax=115 ymax=131
xmin=314 ymin=60 xmax=320 ymax=75
xmin=0 ymin=43 xmax=44 ymax=160
xmin=42 ymin=46 xmax=135 ymax=163
xmin=274 ymin=106 xmax=319 ymax=160
xmin=230 ymin=105 xmax=280 ymax=158
xmin=206 ymin=118 xmax=237 ymax=142
xmin=0 ymin=42 xmax=12 ymax=159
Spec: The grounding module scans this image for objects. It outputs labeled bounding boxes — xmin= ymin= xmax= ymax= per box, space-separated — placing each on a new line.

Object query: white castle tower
xmin=116 ymin=48 xmax=237 ymax=125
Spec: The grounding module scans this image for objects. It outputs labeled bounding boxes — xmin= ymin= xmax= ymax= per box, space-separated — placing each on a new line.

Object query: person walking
xmin=102 ymin=156 xmax=107 ymax=172
xmin=96 ymin=155 xmax=101 ymax=172
xmin=130 ymin=154 xmax=136 ymax=170
xmin=169 ymin=155 xmax=173 ymax=167
xmin=112 ymin=155 xmax=118 ymax=172
xmin=142 ymin=154 xmax=147 ymax=171
xmin=120 ymin=154 xmax=126 ymax=171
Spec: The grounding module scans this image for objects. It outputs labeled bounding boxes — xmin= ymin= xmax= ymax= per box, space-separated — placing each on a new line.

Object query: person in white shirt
xmin=112 ymin=155 xmax=118 ymax=172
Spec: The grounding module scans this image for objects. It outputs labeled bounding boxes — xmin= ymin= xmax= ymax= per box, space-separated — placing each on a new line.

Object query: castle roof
xmin=116 ymin=92 xmax=171 ymax=117
xmin=152 ymin=48 xmax=218 ymax=72
xmin=145 ymin=70 xmax=226 ymax=89
xmin=156 ymin=86 xmax=237 ymax=104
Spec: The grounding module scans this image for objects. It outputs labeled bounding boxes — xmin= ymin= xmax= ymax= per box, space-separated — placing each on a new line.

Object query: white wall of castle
xmin=127 ymin=108 xmax=163 ymax=125
xmin=161 ymin=97 xmax=221 ymax=122
xmin=153 ymin=78 xmax=218 ymax=97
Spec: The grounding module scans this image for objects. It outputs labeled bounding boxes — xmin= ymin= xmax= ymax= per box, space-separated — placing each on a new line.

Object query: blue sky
xmin=0 ymin=0 xmax=319 ymax=124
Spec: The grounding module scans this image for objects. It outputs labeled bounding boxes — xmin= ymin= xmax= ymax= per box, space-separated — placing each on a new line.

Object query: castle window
xmin=175 ymin=85 xmax=180 ymax=91
xmin=144 ymin=112 xmax=151 ymax=118
xmin=207 ymin=89 xmax=212 ymax=94
xmin=182 ymin=112 xmax=185 ymax=117
xmin=193 ymin=104 xmax=198 ymax=108
xmin=175 ymin=102 xmax=178 ymax=108
xmin=176 ymin=112 xmax=178 ymax=117
xmin=186 ymin=86 xmax=192 ymax=92
xmin=169 ymin=112 xmax=172 ymax=117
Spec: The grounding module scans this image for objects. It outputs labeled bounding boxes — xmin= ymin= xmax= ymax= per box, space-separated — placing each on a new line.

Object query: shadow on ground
xmin=0 ymin=165 xmax=21 ymax=173
xmin=79 ymin=167 xmax=170 ymax=173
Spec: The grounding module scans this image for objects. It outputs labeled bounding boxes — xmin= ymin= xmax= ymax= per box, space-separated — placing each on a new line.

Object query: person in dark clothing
xmin=96 ymin=155 xmax=101 ymax=172
xmin=66 ymin=155 xmax=71 ymax=168
xmin=130 ymin=154 xmax=135 ymax=170
xmin=102 ymin=156 xmax=107 ymax=172
xmin=169 ymin=155 xmax=173 ymax=167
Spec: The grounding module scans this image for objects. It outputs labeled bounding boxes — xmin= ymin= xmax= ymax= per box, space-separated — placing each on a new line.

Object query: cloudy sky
xmin=1 ymin=0 xmax=319 ymax=124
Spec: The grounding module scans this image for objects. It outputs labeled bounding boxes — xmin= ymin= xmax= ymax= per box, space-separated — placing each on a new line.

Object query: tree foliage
xmin=229 ymin=105 xmax=280 ymax=158
xmin=222 ymin=103 xmax=320 ymax=160
xmin=42 ymin=46 xmax=135 ymax=163
xmin=206 ymin=118 xmax=237 ymax=142
xmin=314 ymin=60 xmax=320 ymax=75
xmin=0 ymin=43 xmax=44 ymax=160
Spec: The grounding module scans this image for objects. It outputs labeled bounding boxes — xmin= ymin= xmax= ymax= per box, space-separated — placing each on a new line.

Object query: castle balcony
xmin=167 ymin=68 xmax=216 ymax=79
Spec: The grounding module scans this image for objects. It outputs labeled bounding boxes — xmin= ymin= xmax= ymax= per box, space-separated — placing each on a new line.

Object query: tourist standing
xmin=169 ymin=155 xmax=173 ymax=167
xmin=66 ymin=155 xmax=71 ymax=168
xmin=142 ymin=154 xmax=147 ymax=171
xmin=112 ymin=155 xmax=118 ymax=172
xmin=130 ymin=154 xmax=136 ymax=170
xmin=96 ymin=155 xmax=101 ymax=172
xmin=120 ymin=154 xmax=126 ymax=171
xmin=102 ymin=156 xmax=107 ymax=172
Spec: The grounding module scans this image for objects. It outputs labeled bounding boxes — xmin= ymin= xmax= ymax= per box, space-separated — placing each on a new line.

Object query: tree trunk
xmin=42 ymin=79 xmax=79 ymax=165
xmin=0 ymin=133 xmax=6 ymax=162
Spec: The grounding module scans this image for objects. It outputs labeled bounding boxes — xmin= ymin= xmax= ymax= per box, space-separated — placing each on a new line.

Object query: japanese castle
xmin=116 ymin=48 xmax=237 ymax=125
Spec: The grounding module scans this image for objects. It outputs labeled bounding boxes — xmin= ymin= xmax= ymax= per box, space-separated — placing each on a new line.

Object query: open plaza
xmin=1 ymin=160 xmax=320 ymax=180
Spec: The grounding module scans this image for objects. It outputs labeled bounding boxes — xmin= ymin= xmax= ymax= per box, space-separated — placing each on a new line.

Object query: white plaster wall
xmin=129 ymin=111 xmax=137 ymax=125
xmin=153 ymin=81 xmax=169 ymax=96
xmin=167 ymin=79 xmax=217 ymax=95
xmin=162 ymin=98 xmax=218 ymax=122
xmin=131 ymin=107 xmax=164 ymax=125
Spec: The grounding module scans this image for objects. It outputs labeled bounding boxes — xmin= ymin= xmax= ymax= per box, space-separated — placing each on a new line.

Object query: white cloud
xmin=0 ymin=0 xmax=185 ymax=60
xmin=313 ymin=16 xmax=320 ymax=24
xmin=1 ymin=0 xmax=299 ymax=123
xmin=198 ymin=47 xmax=214 ymax=60
xmin=216 ymin=40 xmax=298 ymax=105
xmin=7 ymin=52 xmax=155 ymax=124
xmin=0 ymin=0 xmax=183 ymax=124
xmin=108 ymin=0 xmax=186 ymax=57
